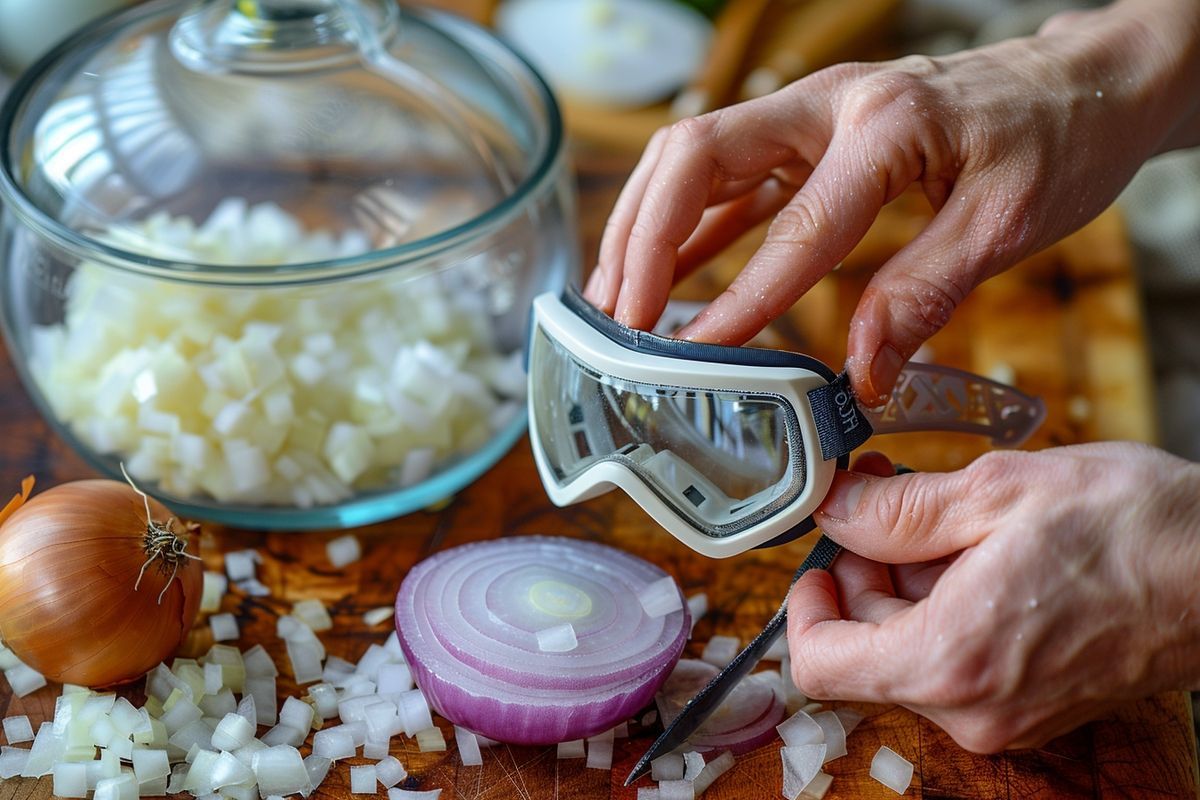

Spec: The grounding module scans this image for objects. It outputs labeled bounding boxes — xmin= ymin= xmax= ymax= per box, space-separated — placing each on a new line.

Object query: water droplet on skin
xmin=986 ymin=599 xmax=995 ymax=609
xmin=1095 ymin=90 xmax=1103 ymax=98
xmin=1028 ymin=598 xmax=1038 ymax=609
xmin=1015 ymin=633 xmax=1023 ymax=641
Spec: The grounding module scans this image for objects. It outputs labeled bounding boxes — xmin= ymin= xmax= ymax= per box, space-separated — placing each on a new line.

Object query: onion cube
xmin=203 ymin=663 xmax=224 ymax=696
xmin=131 ymin=749 xmax=170 ymax=783
xmin=245 ymin=677 xmax=279 ymax=726
xmin=363 ymin=738 xmax=390 ymax=760
xmin=251 ymin=746 xmax=310 ymax=797
xmin=356 ymin=643 xmax=395 ymax=680
xmin=93 ymin=773 xmax=137 ymax=800
xmin=312 ymin=727 xmax=356 ymax=761
xmin=388 ymin=790 xmax=442 ymax=800
xmin=326 ymin=535 xmax=362 ymax=568
xmin=415 ymin=727 xmax=445 ymax=753
xmin=651 ymin=753 xmax=685 ymax=781
xmin=292 ymin=599 xmax=333 ymax=632
xmin=0 ymin=746 xmax=30 ymax=779
xmin=235 ymin=695 xmax=257 ymax=728
xmin=261 ymin=724 xmax=307 ymax=748
xmin=658 ymin=780 xmax=694 ymax=800
xmin=802 ymin=771 xmax=834 ymax=799
xmin=556 ymin=740 xmax=584 ymax=759
xmin=350 ymin=765 xmax=378 ymax=794
xmin=209 ymin=613 xmax=240 ymax=642
xmin=396 ymin=690 xmax=433 ymax=737
xmin=54 ymin=761 xmax=88 ymax=798
xmin=692 ymin=750 xmax=735 ymax=795
xmin=303 ymin=755 xmax=332 ymax=791
xmin=211 ymin=751 xmax=254 ymax=790
xmin=637 ymin=790 xmax=659 ymax=800
xmin=307 ymin=684 xmax=340 ymax=720
xmin=201 ymin=571 xmax=228 ymax=613
xmin=168 ymin=719 xmax=214 ymax=754
xmin=0 ymin=645 xmax=19 ymax=671
xmin=870 ymin=746 xmax=913 ymax=795
xmin=585 ymin=738 xmax=613 ymax=771
xmin=682 ymin=751 xmax=705 ymax=781
xmin=242 ymin=645 xmax=278 ymax=678
xmin=237 ymin=579 xmax=272 ymax=597
xmin=3 ymin=715 xmax=34 ymax=744
xmin=454 ymin=727 xmax=482 ymax=767
xmin=375 ymin=755 xmax=407 ymax=788
xmin=637 ymin=576 xmax=683 ymax=618
xmin=781 ymin=744 xmax=826 ymax=800
xmin=224 ymin=550 xmax=261 ymax=582
xmin=279 ymin=697 xmax=315 ymax=733
xmin=363 ymin=701 xmax=400 ymax=742
xmin=777 ymin=710 xmax=824 ymax=747
xmin=700 ymin=636 xmax=739 ymax=667
xmin=21 ymin=723 xmax=63 ymax=777
xmin=138 ymin=776 xmax=169 ymax=797
xmin=834 ymin=707 xmax=864 ymax=737
xmin=4 ymin=663 xmax=46 ymax=697
xmin=811 ymin=712 xmax=847 ymax=762
xmin=377 ymin=663 xmax=413 ymax=696
xmin=535 ymin=623 xmax=578 ymax=653
xmin=363 ymin=607 xmax=394 ymax=627
xmin=108 ymin=699 xmax=142 ymax=737
xmin=161 ymin=699 xmax=203 ymax=734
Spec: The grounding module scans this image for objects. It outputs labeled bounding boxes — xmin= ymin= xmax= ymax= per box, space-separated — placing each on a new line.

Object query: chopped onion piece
xmin=811 ymin=712 xmax=847 ymax=762
xmin=415 ymin=727 xmax=446 ymax=753
xmin=363 ymin=607 xmax=394 ymax=627
xmin=245 ymin=677 xmax=279 ymax=726
xmin=651 ymin=753 xmax=685 ymax=781
xmin=686 ymin=593 xmax=707 ymax=636
xmin=261 ymin=724 xmax=307 ymax=748
xmin=350 ymin=765 xmax=378 ymax=794
xmin=801 ymin=702 xmax=823 ymax=716
xmin=0 ymin=746 xmax=30 ymax=779
xmin=138 ymin=776 xmax=169 ymax=797
xmin=243 ymin=645 xmax=278 ymax=678
xmin=870 ymin=746 xmax=913 ymax=795
xmin=637 ymin=789 xmax=659 ymax=800
xmin=356 ymin=644 xmax=396 ymax=680
xmin=535 ymin=623 xmax=578 ymax=653
xmin=364 ymin=701 xmax=400 ymax=742
xmin=224 ymin=550 xmax=261 ymax=583
xmin=326 ymin=535 xmax=362 ymax=568
xmin=763 ymin=634 xmax=788 ymax=662
xmin=377 ymin=663 xmax=414 ymax=696
xmin=779 ymin=653 xmax=808 ymax=714
xmin=200 ymin=572 xmax=228 ymax=614
xmin=3 ymin=715 xmax=34 ymax=743
xmin=692 ymin=750 xmax=735 ymax=796
xmin=585 ymin=737 xmax=612 ymax=770
xmin=131 ymin=749 xmax=170 ymax=783
xmin=556 ymin=740 xmax=585 ymax=759
xmin=455 ymin=726 xmax=483 ymax=766
xmin=834 ymin=708 xmax=864 ymax=737
xmin=782 ymin=745 xmax=826 ymax=800
xmin=93 ymin=773 xmax=137 ymax=800
xmin=5 ymin=662 xmax=47 ymax=697
xmin=777 ymin=710 xmax=824 ymax=747
xmin=211 ymin=751 xmax=254 ymax=790
xmin=396 ymin=690 xmax=433 ymax=737
xmin=801 ymin=772 xmax=834 ymax=799
xmin=209 ymin=613 xmax=240 ymax=642
xmin=303 ymin=755 xmax=332 ymax=792
xmin=700 ymin=636 xmax=739 ymax=667
xmin=252 ymin=745 xmax=310 ymax=797
xmin=279 ymin=697 xmax=316 ymax=733
xmin=292 ymin=599 xmax=333 ymax=632
xmin=638 ymin=576 xmax=684 ymax=618
xmin=312 ymin=727 xmax=356 ymax=761
xmin=387 ymin=790 xmax=441 ymax=800
xmin=682 ymin=751 xmax=705 ymax=781
xmin=307 ymin=684 xmax=340 ymax=720
xmin=375 ymin=755 xmax=407 ymax=788
xmin=22 ymin=723 xmax=63 ymax=777
xmin=658 ymin=780 xmax=695 ymax=800
xmin=363 ymin=738 xmax=390 ymax=760
xmin=0 ymin=645 xmax=19 ymax=671
xmin=237 ymin=579 xmax=272 ymax=597
xmin=185 ymin=749 xmax=222 ymax=794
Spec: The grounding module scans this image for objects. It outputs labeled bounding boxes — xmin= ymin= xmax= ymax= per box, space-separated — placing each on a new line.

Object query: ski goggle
xmin=527 ymin=288 xmax=1046 ymax=558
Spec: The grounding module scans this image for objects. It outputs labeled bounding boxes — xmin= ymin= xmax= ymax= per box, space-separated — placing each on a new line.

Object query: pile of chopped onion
xmin=30 ymin=199 xmax=526 ymax=509
xmin=394 ymin=536 xmax=690 ymax=745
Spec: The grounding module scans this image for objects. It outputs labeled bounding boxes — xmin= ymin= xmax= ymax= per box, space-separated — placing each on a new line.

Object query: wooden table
xmin=1 ymin=156 xmax=1197 ymax=800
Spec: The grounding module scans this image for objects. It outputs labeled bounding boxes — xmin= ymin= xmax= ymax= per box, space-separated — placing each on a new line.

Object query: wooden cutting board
xmin=0 ymin=182 xmax=1195 ymax=798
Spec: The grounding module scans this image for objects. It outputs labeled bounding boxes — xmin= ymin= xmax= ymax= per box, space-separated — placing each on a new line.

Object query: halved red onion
xmin=394 ymin=536 xmax=689 ymax=745
xmin=656 ymin=660 xmax=785 ymax=755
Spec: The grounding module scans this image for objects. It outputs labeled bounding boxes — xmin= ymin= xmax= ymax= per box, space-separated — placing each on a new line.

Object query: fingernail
xmin=869 ymin=345 xmax=904 ymax=403
xmin=819 ymin=474 xmax=867 ymax=521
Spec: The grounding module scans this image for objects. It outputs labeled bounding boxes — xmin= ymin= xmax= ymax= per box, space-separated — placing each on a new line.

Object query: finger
xmin=674 ymin=176 xmax=800 ymax=281
xmin=890 ymin=557 xmax=955 ymax=602
xmin=786 ymin=569 xmax=914 ymax=702
xmin=830 ymin=551 xmax=911 ymax=624
xmin=814 ymin=458 xmax=1024 ymax=562
xmin=850 ymin=450 xmax=894 ymax=478
xmin=676 ymin=122 xmax=922 ymax=345
xmin=844 ymin=179 xmax=1029 ymax=403
xmin=586 ymin=128 xmax=671 ymax=313
xmin=613 ymin=91 xmax=834 ymax=331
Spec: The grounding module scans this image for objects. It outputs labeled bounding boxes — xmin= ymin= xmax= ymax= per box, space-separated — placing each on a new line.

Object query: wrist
xmin=1038 ymin=0 xmax=1200 ymax=157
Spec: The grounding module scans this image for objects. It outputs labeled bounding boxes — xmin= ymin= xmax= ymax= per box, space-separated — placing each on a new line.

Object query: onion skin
xmin=0 ymin=480 xmax=202 ymax=688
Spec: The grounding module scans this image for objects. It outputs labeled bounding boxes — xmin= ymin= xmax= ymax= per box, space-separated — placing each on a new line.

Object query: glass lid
xmin=0 ymin=0 xmax=557 ymax=272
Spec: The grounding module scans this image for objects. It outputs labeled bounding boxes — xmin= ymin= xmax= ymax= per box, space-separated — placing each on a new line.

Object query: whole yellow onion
xmin=0 ymin=479 xmax=203 ymax=687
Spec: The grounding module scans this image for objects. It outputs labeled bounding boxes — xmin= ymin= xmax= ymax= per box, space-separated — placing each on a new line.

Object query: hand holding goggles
xmin=527 ymin=288 xmax=1046 ymax=558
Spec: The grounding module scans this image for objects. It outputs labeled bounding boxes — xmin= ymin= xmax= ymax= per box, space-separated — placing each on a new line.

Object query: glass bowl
xmin=0 ymin=0 xmax=579 ymax=529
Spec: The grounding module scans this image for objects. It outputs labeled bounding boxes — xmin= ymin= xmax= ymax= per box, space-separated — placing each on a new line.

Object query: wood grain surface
xmin=1 ymin=157 xmax=1196 ymax=800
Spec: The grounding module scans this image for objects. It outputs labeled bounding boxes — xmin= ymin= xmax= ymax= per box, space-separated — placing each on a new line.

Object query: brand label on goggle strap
xmin=807 ymin=372 xmax=874 ymax=460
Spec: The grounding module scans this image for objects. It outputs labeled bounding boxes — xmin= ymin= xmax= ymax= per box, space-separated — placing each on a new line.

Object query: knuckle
xmin=839 ymin=63 xmax=940 ymax=128
xmin=962 ymin=451 xmax=1022 ymax=495
xmin=887 ymin=273 xmax=966 ymax=345
xmin=665 ymin=115 xmax=716 ymax=152
xmin=766 ymin=195 xmax=827 ymax=244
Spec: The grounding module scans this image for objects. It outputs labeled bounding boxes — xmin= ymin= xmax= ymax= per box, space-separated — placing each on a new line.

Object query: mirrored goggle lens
xmin=530 ymin=328 xmax=807 ymax=538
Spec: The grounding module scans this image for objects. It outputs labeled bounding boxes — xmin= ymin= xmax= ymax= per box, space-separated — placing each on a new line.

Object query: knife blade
xmin=625 ymin=533 xmax=843 ymax=785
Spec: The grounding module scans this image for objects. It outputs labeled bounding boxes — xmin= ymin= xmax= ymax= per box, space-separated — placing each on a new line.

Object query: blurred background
xmin=0 ymin=0 xmax=1196 ymax=458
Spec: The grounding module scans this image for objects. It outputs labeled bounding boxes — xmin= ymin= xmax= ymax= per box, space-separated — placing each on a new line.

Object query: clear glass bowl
xmin=0 ymin=0 xmax=578 ymax=529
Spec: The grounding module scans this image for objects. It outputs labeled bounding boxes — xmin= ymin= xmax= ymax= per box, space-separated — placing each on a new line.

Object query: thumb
xmin=814 ymin=460 xmax=1014 ymax=562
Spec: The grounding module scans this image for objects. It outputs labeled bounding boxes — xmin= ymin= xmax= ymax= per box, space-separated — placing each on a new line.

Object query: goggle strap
xmin=806 ymin=372 xmax=875 ymax=460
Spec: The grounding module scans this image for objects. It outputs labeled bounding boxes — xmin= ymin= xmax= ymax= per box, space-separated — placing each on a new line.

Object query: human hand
xmin=786 ymin=444 xmax=1200 ymax=752
xmin=585 ymin=0 xmax=1200 ymax=405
